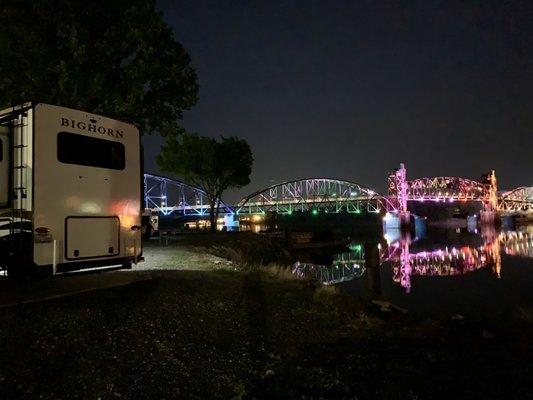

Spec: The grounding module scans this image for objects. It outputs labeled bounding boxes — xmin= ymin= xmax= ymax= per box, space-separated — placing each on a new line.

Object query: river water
xmin=292 ymin=225 xmax=533 ymax=325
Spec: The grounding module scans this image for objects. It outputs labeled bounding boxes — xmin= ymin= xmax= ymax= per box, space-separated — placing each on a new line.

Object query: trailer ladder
xmin=9 ymin=110 xmax=30 ymax=256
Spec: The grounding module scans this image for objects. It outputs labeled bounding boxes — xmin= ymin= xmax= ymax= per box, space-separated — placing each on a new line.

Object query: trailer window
xmin=57 ymin=132 xmax=125 ymax=170
xmin=0 ymin=137 xmax=3 ymax=162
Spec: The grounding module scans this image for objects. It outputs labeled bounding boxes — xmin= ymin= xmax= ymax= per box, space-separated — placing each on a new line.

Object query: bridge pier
xmin=223 ymin=214 xmax=239 ymax=231
xmin=382 ymin=211 xmax=411 ymax=230
xmin=399 ymin=211 xmax=411 ymax=226
xmin=501 ymin=215 xmax=516 ymax=230
xmin=479 ymin=210 xmax=496 ymax=224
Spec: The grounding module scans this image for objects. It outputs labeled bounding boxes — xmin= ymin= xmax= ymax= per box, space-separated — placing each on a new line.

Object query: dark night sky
xmin=144 ymin=0 xmax=533 ymax=202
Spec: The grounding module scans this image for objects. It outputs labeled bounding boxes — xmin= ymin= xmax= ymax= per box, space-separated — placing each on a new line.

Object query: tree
xmin=0 ymin=0 xmax=198 ymax=136
xmin=157 ymin=132 xmax=253 ymax=232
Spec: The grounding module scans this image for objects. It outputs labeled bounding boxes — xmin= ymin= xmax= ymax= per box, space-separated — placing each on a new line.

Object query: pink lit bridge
xmin=144 ymin=164 xmax=532 ymax=219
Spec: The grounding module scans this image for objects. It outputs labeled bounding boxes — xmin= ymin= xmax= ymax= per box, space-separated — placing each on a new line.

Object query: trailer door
xmin=0 ymin=125 xmax=8 ymax=207
xmin=65 ymin=216 xmax=120 ymax=260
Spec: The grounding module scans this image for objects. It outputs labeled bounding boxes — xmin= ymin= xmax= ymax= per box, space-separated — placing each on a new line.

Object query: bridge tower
xmin=387 ymin=163 xmax=410 ymax=226
xmin=480 ymin=170 xmax=498 ymax=222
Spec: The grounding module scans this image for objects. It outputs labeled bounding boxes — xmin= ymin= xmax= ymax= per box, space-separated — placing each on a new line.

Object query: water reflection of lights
xmin=499 ymin=230 xmax=533 ymax=257
xmin=389 ymin=244 xmax=501 ymax=293
xmin=385 ymin=229 xmax=533 ymax=293
xmin=293 ymin=250 xmax=367 ymax=285
xmin=292 ymin=229 xmax=532 ymax=293
xmin=293 ymin=262 xmax=366 ymax=285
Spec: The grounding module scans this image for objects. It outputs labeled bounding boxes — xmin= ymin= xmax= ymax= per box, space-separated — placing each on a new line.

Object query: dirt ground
xmin=0 ymin=242 xmax=530 ymax=399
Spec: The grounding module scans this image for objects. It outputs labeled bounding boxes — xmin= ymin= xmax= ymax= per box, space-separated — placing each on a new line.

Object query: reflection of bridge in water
xmin=499 ymin=229 xmax=533 ymax=257
xmin=292 ymin=229 xmax=532 ymax=290
xmin=292 ymin=245 xmax=366 ymax=285
xmin=386 ymin=229 xmax=533 ymax=293
xmin=384 ymin=239 xmax=501 ymax=293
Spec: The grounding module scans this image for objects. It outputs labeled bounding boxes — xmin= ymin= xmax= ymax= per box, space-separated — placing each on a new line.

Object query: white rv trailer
xmin=0 ymin=103 xmax=143 ymax=277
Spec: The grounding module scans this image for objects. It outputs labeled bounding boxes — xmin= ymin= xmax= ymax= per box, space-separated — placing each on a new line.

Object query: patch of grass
xmin=139 ymin=242 xmax=235 ymax=271
xmin=146 ymin=232 xmax=291 ymax=269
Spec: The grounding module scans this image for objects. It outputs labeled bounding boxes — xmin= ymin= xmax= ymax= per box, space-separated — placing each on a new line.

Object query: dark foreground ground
xmin=0 ymin=267 xmax=531 ymax=400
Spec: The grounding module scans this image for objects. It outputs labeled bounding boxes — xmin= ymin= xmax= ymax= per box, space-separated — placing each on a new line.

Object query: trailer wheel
xmin=122 ymin=261 xmax=132 ymax=270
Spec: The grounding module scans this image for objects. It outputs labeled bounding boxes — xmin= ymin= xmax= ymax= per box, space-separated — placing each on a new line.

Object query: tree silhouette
xmin=157 ymin=132 xmax=253 ymax=231
xmin=0 ymin=0 xmax=198 ymax=135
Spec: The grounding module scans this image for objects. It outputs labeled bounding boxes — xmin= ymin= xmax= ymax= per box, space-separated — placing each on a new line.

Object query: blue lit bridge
xmin=144 ymin=173 xmax=233 ymax=216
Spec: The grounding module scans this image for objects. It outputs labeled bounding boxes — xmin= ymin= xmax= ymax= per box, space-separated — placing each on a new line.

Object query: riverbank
xmin=0 ymin=260 xmax=530 ymax=399
xmin=143 ymin=231 xmax=292 ymax=267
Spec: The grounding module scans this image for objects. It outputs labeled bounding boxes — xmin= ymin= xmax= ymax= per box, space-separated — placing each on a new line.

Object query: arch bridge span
xmin=236 ymin=178 xmax=397 ymax=215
